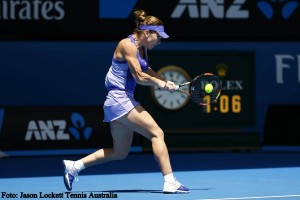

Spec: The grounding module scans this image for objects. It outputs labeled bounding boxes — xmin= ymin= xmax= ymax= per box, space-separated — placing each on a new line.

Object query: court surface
xmin=1 ymin=152 xmax=300 ymax=200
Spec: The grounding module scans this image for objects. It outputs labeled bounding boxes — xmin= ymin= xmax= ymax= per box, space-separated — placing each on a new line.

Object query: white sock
xmin=164 ymin=173 xmax=176 ymax=183
xmin=74 ymin=160 xmax=85 ymax=171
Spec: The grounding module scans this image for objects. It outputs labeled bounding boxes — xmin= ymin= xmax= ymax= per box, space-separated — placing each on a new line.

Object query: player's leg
xmin=81 ymin=120 xmax=133 ymax=167
xmin=63 ymin=121 xmax=133 ymax=191
xmin=117 ymin=105 xmax=171 ymax=174
xmin=116 ymin=105 xmax=189 ymax=193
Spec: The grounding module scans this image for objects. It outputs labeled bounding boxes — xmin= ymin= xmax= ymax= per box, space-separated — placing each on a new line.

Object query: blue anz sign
xmin=257 ymin=0 xmax=299 ymax=20
xmin=69 ymin=112 xmax=93 ymax=141
xmin=0 ymin=106 xmax=112 ymax=151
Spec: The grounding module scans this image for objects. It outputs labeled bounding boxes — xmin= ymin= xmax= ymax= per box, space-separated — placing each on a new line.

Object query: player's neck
xmin=131 ymin=33 xmax=144 ymax=49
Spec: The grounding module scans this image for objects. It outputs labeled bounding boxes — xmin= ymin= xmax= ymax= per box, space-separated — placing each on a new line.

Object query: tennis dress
xmin=103 ymin=35 xmax=149 ymax=122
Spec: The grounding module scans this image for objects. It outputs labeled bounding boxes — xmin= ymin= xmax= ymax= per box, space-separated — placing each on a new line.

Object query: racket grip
xmin=175 ymin=85 xmax=179 ymax=90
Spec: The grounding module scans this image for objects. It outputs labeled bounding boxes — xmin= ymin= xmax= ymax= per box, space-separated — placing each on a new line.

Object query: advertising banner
xmin=1 ymin=0 xmax=300 ymax=41
xmin=0 ymin=106 xmax=113 ymax=152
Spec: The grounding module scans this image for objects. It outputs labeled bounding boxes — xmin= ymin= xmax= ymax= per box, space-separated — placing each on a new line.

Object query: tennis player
xmin=63 ymin=9 xmax=189 ymax=194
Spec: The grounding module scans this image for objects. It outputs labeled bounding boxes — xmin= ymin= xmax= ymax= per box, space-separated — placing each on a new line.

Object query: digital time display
xmin=203 ymin=94 xmax=241 ymax=114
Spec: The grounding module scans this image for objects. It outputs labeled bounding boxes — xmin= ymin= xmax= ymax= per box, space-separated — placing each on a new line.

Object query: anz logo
xmin=172 ymin=0 xmax=299 ymax=20
xmin=257 ymin=0 xmax=299 ymax=20
xmin=25 ymin=112 xmax=92 ymax=141
xmin=98 ymin=0 xmax=299 ymax=20
xmin=171 ymin=0 xmax=249 ymax=19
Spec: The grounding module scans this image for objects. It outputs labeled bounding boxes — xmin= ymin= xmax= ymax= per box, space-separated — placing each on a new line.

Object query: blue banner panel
xmin=0 ymin=42 xmax=114 ymax=106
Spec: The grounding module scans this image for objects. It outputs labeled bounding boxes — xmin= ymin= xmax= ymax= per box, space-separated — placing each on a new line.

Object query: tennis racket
xmin=175 ymin=73 xmax=222 ymax=106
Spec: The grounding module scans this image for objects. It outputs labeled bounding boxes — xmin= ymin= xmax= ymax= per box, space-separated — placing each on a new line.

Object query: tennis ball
xmin=205 ymin=83 xmax=213 ymax=93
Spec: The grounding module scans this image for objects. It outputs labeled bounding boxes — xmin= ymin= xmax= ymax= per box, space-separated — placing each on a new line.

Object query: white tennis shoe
xmin=62 ymin=160 xmax=79 ymax=191
xmin=163 ymin=179 xmax=190 ymax=194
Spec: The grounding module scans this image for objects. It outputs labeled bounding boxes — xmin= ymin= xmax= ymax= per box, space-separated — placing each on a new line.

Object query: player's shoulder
xmin=117 ymin=38 xmax=136 ymax=54
xmin=119 ymin=37 xmax=135 ymax=48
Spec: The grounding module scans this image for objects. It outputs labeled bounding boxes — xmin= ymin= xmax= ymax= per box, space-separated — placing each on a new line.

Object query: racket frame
xmin=175 ymin=73 xmax=221 ymax=106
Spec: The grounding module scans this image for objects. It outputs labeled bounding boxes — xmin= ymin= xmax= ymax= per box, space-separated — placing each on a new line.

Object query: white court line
xmin=198 ymin=195 xmax=300 ymax=200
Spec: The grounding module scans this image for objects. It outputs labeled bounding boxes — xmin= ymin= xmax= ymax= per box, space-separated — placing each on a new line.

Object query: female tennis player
xmin=63 ymin=9 xmax=189 ymax=194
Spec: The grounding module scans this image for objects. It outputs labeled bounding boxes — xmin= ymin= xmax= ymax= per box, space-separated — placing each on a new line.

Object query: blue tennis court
xmin=1 ymin=151 xmax=300 ymax=200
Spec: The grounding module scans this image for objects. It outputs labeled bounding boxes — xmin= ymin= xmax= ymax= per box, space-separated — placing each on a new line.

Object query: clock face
xmin=150 ymin=66 xmax=191 ymax=110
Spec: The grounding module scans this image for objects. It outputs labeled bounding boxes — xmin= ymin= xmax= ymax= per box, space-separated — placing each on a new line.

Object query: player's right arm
xmin=117 ymin=39 xmax=167 ymax=89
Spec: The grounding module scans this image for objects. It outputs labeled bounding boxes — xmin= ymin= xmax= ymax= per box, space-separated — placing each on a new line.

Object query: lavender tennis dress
xmin=103 ymin=35 xmax=149 ymax=122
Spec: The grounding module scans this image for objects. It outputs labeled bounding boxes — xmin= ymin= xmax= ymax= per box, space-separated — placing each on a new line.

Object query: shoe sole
xmin=163 ymin=190 xmax=190 ymax=194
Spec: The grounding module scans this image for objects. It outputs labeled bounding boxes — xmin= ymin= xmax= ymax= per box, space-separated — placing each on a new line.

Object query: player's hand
xmin=164 ymin=80 xmax=177 ymax=91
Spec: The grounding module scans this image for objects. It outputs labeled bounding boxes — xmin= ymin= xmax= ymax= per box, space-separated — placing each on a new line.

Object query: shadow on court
xmin=1 ymin=152 xmax=300 ymax=178
xmin=78 ymin=190 xmax=163 ymax=194
xmin=73 ymin=188 xmax=212 ymax=194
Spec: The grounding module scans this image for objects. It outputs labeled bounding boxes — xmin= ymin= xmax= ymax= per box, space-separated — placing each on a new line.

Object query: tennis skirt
xmin=103 ymin=90 xmax=140 ymax=122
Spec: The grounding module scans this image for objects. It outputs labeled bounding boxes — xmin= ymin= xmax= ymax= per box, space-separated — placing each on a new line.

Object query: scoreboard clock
xmin=150 ymin=65 xmax=191 ymax=110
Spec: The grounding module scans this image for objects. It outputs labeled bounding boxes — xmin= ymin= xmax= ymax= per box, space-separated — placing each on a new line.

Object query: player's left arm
xmin=145 ymin=67 xmax=166 ymax=82
xmin=146 ymin=67 xmax=176 ymax=90
xmin=142 ymin=47 xmax=175 ymax=89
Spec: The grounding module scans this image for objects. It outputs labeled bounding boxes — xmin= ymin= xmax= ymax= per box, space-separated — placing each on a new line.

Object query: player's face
xmin=146 ymin=31 xmax=161 ymax=49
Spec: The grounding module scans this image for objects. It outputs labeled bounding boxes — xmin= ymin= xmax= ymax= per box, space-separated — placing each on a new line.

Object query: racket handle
xmin=175 ymin=82 xmax=190 ymax=90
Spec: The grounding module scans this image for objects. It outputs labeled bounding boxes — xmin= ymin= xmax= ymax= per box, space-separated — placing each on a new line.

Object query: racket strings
xmin=190 ymin=75 xmax=221 ymax=105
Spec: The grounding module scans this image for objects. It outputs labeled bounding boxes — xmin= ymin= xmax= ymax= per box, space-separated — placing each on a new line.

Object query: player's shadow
xmin=81 ymin=188 xmax=212 ymax=194
xmin=76 ymin=190 xmax=161 ymax=194
xmin=103 ymin=189 xmax=163 ymax=193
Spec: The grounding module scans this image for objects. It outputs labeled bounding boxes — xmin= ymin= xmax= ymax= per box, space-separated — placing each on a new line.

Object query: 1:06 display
xmin=203 ymin=95 xmax=241 ymax=113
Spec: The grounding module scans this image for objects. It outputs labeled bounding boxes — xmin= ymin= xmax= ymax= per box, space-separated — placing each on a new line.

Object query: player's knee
xmin=157 ymin=128 xmax=164 ymax=139
xmin=151 ymin=128 xmax=164 ymax=142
